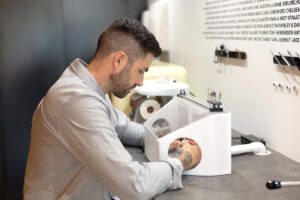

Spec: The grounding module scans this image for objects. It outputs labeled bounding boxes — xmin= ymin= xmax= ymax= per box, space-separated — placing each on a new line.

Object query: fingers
xmin=168 ymin=138 xmax=200 ymax=156
xmin=174 ymin=138 xmax=182 ymax=142
xmin=180 ymin=141 xmax=193 ymax=152
xmin=169 ymin=140 xmax=181 ymax=150
xmin=187 ymin=139 xmax=197 ymax=146
xmin=181 ymin=139 xmax=197 ymax=147
xmin=179 ymin=138 xmax=198 ymax=146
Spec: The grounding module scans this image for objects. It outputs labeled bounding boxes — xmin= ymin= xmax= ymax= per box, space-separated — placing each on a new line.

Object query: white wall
xmin=168 ymin=0 xmax=300 ymax=162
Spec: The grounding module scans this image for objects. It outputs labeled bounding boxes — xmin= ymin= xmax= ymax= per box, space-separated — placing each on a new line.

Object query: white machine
xmin=144 ymin=92 xmax=232 ymax=176
xmin=134 ymin=76 xmax=189 ymax=97
xmin=130 ymin=77 xmax=189 ymax=123
xmin=134 ymin=79 xmax=270 ymax=176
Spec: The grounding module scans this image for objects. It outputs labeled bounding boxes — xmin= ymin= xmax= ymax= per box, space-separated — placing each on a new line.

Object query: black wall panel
xmin=0 ymin=0 xmax=147 ymax=199
xmin=62 ymin=0 xmax=147 ymax=64
xmin=0 ymin=1 xmax=65 ymax=199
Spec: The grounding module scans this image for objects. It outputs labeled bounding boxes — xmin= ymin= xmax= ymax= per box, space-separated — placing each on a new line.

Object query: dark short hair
xmin=94 ymin=17 xmax=161 ymax=62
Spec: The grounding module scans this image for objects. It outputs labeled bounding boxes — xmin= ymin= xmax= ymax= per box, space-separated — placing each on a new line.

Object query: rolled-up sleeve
xmin=56 ymin=95 xmax=183 ymax=200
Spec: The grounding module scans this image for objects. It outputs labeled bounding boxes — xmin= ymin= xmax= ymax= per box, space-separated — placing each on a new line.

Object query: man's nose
xmin=136 ymin=75 xmax=144 ymax=87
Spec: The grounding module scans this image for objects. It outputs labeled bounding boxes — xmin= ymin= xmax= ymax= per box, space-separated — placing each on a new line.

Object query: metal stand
xmin=207 ymin=100 xmax=223 ymax=112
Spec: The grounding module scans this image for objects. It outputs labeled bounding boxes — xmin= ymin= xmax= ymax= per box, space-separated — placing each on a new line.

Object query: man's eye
xmin=139 ymin=70 xmax=144 ymax=74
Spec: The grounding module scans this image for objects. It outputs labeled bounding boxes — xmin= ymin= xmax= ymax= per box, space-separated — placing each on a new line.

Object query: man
xmin=24 ymin=17 xmax=201 ymax=200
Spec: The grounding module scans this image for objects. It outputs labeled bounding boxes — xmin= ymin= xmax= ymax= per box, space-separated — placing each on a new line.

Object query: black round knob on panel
xmin=266 ymin=181 xmax=281 ymax=190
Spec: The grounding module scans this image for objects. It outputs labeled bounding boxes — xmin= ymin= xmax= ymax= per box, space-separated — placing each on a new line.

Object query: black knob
xmin=266 ymin=181 xmax=281 ymax=190
xmin=179 ymin=90 xmax=186 ymax=96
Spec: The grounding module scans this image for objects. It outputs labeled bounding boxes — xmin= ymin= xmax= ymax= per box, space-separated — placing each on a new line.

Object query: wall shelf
xmin=273 ymin=55 xmax=300 ymax=70
xmin=215 ymin=50 xmax=247 ymax=60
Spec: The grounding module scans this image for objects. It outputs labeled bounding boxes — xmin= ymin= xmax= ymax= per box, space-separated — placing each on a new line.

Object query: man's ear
xmin=112 ymin=51 xmax=128 ymax=73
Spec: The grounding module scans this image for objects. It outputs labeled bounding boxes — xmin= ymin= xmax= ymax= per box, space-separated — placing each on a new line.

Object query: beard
xmin=110 ymin=63 xmax=136 ymax=98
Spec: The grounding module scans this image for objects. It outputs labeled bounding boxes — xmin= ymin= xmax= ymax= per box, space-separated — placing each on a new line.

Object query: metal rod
xmin=177 ymin=93 xmax=209 ymax=110
xmin=278 ymin=52 xmax=292 ymax=67
xmin=269 ymin=50 xmax=287 ymax=72
xmin=213 ymin=47 xmax=219 ymax=63
xmin=287 ymin=50 xmax=300 ymax=70
xmin=287 ymin=50 xmax=297 ymax=66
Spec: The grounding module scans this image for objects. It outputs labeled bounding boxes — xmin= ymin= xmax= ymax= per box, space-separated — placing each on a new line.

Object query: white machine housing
xmin=144 ymin=96 xmax=231 ymax=176
xmin=134 ymin=77 xmax=189 ymax=97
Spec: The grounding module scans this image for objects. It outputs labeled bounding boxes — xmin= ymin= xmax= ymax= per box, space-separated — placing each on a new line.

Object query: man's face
xmin=110 ymin=53 xmax=153 ymax=98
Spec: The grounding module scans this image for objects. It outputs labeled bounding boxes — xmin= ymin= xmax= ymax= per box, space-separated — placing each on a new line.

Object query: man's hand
xmin=178 ymin=140 xmax=202 ymax=171
xmin=168 ymin=138 xmax=181 ymax=151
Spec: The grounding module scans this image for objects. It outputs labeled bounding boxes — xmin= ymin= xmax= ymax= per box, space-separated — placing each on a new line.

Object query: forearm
xmin=117 ymin=120 xmax=145 ymax=147
xmin=112 ymin=106 xmax=145 ymax=147
xmin=178 ymin=151 xmax=193 ymax=171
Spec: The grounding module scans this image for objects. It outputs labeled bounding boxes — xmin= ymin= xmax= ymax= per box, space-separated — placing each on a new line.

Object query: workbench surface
xmin=126 ymin=131 xmax=300 ymax=200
